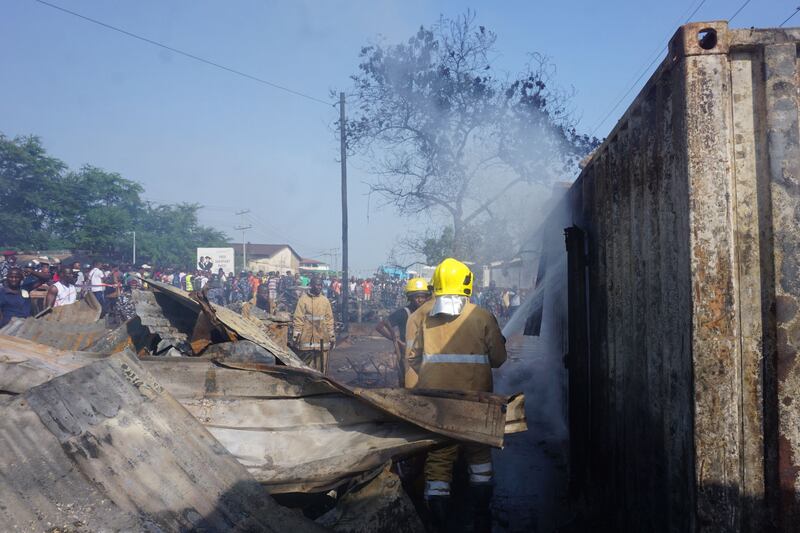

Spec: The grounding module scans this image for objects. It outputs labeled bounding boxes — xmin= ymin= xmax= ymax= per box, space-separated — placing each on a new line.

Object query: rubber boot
xmin=426 ymin=496 xmax=451 ymax=532
xmin=464 ymin=484 xmax=493 ymax=533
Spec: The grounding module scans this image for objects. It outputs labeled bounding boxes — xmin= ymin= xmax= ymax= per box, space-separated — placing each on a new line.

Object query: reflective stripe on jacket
xmin=422 ymin=353 xmax=489 ymax=365
xmin=405 ymin=300 xmax=506 ymax=392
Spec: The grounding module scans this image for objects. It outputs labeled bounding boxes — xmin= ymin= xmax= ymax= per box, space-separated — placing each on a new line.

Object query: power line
xmin=244 ymin=213 xmax=299 ymax=244
xmin=33 ymin=0 xmax=334 ymax=107
xmin=588 ymin=0 xmax=708 ymax=137
xmin=780 ymin=6 xmax=800 ymax=27
xmin=243 ymin=212 xmax=321 ymax=253
xmin=196 ymin=204 xmax=314 ymax=249
xmin=728 ymin=0 xmax=753 ymax=23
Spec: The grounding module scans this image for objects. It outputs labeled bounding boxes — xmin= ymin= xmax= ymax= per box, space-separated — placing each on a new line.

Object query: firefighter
xmin=292 ymin=276 xmax=335 ymax=373
xmin=375 ymin=277 xmax=432 ymax=386
xmin=405 ymin=258 xmax=507 ymax=532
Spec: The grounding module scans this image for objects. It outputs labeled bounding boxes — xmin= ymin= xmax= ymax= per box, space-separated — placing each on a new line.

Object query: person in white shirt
xmin=45 ymin=268 xmax=78 ymax=308
xmin=508 ymin=286 xmax=522 ymax=317
xmin=88 ymin=260 xmax=106 ymax=307
xmin=71 ymin=261 xmax=85 ymax=292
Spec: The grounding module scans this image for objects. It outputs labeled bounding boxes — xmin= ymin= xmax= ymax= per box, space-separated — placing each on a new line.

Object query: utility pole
xmin=235 ymin=210 xmax=252 ymax=272
xmin=132 ymin=231 xmax=136 ymax=265
xmin=340 ymin=92 xmax=349 ymax=335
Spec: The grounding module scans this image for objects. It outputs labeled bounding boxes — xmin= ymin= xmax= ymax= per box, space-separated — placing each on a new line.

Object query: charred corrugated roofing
xmin=0 ymin=351 xmax=324 ymax=532
xmin=132 ymin=289 xmax=194 ymax=353
xmin=147 ymin=279 xmax=307 ymax=367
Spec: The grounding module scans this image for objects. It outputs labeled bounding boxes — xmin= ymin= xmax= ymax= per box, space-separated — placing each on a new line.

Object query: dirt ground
xmin=329 ymin=326 xmax=573 ymax=532
xmin=329 ymin=324 xmax=401 ymax=387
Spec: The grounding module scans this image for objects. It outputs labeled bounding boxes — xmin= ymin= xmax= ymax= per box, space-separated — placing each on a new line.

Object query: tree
xmin=0 ymin=133 xmax=228 ymax=266
xmin=421 ymin=226 xmax=455 ymax=265
xmin=135 ymin=203 xmax=228 ymax=268
xmin=416 ymin=218 xmax=514 ymax=267
xmin=55 ymin=165 xmax=144 ymax=254
xmin=0 ymin=135 xmax=66 ymax=248
xmin=344 ymin=12 xmax=598 ymax=258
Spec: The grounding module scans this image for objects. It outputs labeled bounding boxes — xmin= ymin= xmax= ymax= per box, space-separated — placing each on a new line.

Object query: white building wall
xmin=247 ymin=248 xmax=300 ymax=273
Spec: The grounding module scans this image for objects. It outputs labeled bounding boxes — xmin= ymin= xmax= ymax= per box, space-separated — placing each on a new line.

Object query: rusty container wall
xmin=555 ymin=22 xmax=800 ymax=532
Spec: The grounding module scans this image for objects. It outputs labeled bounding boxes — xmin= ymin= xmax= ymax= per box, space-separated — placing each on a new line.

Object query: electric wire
xmin=33 ymin=0 xmax=335 ymax=107
xmin=197 ymin=205 xmax=313 ymax=250
xmin=588 ymin=0 xmax=709 ymax=137
xmin=728 ymin=0 xmax=753 ymax=24
xmin=195 ymin=205 xmax=317 ymax=253
xmin=244 ymin=212 xmax=319 ymax=252
xmin=779 ymin=6 xmax=800 ymax=27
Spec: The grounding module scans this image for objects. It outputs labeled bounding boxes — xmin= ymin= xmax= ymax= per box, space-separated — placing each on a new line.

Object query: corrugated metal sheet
xmin=132 ymin=289 xmax=194 ymax=353
xmin=0 ymin=316 xmax=109 ymax=350
xmin=0 ymin=334 xmax=105 ymax=393
xmin=1 ymin=336 xmax=526 ymax=494
xmin=145 ymin=358 xmax=523 ymax=493
xmin=147 ymin=279 xmax=307 ymax=367
xmin=34 ymin=292 xmax=101 ymax=324
xmin=83 ymin=316 xmax=154 ymax=354
xmin=0 ymin=351 xmax=324 ymax=532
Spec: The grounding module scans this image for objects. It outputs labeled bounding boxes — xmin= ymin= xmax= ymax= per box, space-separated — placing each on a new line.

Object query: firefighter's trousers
xmin=299 ymin=350 xmax=329 ymax=374
xmin=424 ymin=443 xmax=493 ymax=498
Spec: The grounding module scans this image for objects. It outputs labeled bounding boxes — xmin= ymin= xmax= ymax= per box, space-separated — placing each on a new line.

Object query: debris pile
xmin=0 ymin=280 xmax=526 ymax=532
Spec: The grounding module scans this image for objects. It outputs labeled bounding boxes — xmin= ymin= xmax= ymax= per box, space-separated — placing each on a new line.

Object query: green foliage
xmin=0 ymin=134 xmax=228 ymax=266
xmin=56 ymin=165 xmax=144 ymax=254
xmin=421 ymin=221 xmax=513 ymax=266
xmin=0 ymin=134 xmax=66 ymax=248
xmin=421 ymin=227 xmax=455 ymax=265
xmin=136 ymin=203 xmax=228 ymax=268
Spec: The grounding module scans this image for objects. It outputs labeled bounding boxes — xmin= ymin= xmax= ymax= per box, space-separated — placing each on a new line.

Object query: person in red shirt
xmin=248 ymin=272 xmax=261 ymax=300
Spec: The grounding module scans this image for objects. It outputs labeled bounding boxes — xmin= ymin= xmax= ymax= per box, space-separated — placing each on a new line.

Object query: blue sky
xmin=1 ymin=0 xmax=794 ymax=272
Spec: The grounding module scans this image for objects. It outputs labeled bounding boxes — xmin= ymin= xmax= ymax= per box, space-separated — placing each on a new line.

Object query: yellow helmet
xmin=432 ymin=258 xmax=473 ymax=297
xmin=405 ymin=277 xmax=430 ymax=295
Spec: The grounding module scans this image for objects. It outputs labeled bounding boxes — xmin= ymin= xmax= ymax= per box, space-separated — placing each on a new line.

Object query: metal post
xmin=235 ymin=210 xmax=252 ymax=272
xmin=132 ymin=231 xmax=136 ymax=265
xmin=340 ymin=92 xmax=349 ymax=334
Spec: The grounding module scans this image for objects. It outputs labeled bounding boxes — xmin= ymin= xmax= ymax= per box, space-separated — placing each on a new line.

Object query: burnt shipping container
xmin=537 ymin=21 xmax=800 ymax=532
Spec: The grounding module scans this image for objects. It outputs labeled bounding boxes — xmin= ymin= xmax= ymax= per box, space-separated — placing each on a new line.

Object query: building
xmin=481 ymin=256 xmax=539 ymax=289
xmin=231 ymin=243 xmax=301 ymax=274
xmin=299 ymin=258 xmax=330 ymax=273
xmin=406 ymin=262 xmax=435 ymax=281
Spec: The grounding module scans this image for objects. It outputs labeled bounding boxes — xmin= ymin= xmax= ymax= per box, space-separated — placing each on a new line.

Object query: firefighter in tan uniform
xmin=292 ymin=276 xmax=335 ymax=373
xmin=375 ymin=277 xmax=432 ymax=387
xmin=405 ymin=258 xmax=506 ymax=532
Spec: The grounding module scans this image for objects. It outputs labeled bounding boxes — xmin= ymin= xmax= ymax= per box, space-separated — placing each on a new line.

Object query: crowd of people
xmin=144 ymin=268 xmax=409 ymax=313
xmin=0 ymin=251 xmax=150 ymax=327
xmin=472 ymin=280 xmax=525 ymax=321
xmin=0 ymin=247 xmax=528 ymax=332
xmin=0 ymin=250 xmax=422 ymax=329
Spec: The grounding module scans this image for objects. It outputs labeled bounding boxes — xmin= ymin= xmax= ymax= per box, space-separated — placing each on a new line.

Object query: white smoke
xmin=491 ymin=199 xmax=571 ymax=531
